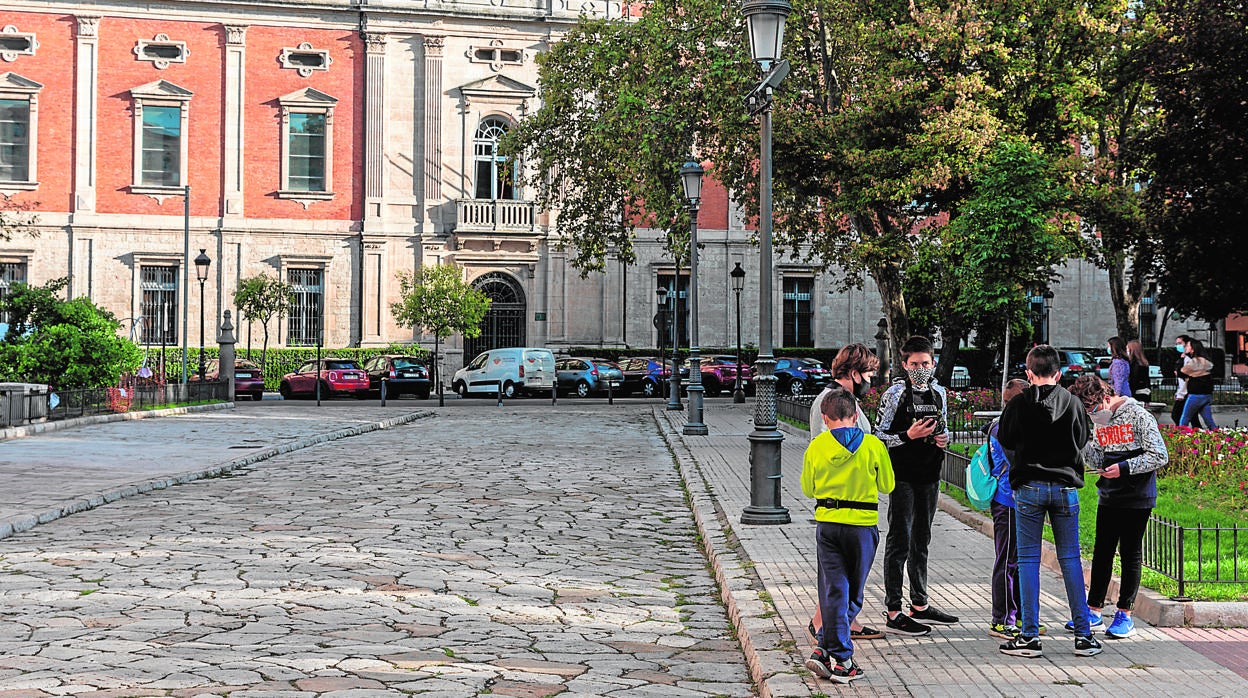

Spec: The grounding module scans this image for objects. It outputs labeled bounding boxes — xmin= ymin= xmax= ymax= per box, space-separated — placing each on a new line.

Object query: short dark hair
xmin=830 ymin=343 xmax=880 ymax=380
xmin=1026 ymin=344 xmax=1060 ymax=378
xmin=900 ymin=336 xmax=934 ymax=362
xmin=1069 ymin=375 xmax=1112 ymax=410
xmin=820 ymin=386 xmax=858 ymax=422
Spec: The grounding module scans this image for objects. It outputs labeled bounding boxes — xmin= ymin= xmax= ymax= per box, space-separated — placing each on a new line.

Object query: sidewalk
xmin=0 ymin=402 xmax=432 ymax=540
xmin=659 ymin=402 xmax=1248 ymax=697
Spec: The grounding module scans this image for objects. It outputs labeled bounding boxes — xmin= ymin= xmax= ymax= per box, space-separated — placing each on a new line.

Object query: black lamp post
xmin=194 ymin=249 xmax=211 ymax=383
xmin=657 ymin=286 xmax=669 ymax=399
xmin=1042 ymin=290 xmax=1054 ymax=345
xmin=731 ymin=262 xmax=746 ymax=403
xmin=741 ymin=0 xmax=791 ymax=525
xmin=666 ymin=272 xmax=683 ymax=411
xmin=681 ymin=159 xmax=708 ymax=435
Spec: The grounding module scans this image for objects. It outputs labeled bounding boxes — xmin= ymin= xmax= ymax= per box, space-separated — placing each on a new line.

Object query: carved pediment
xmin=0 ymin=71 xmax=42 ymax=92
xmin=129 ymin=79 xmax=192 ymax=100
xmin=458 ymin=74 xmax=536 ymax=100
xmin=277 ymin=86 xmax=338 ymax=107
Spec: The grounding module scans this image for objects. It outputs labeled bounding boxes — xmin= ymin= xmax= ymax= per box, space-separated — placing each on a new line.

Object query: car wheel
xmin=455 ymin=381 xmax=468 ymax=398
xmin=575 ymin=380 xmax=591 ymax=398
xmin=252 ymin=391 xmax=264 ymax=401
xmin=703 ymin=378 xmax=722 ymax=397
xmin=318 ymin=381 xmax=332 ymax=398
xmin=642 ymin=380 xmax=658 ymax=398
xmin=279 ymin=382 xmax=292 ymax=400
xmin=502 ymin=381 xmax=517 ymax=399
xmin=787 ymin=378 xmax=806 ymax=396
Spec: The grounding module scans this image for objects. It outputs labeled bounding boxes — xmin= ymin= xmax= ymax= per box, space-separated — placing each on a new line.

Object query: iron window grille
xmin=139 ymin=265 xmax=178 ymax=344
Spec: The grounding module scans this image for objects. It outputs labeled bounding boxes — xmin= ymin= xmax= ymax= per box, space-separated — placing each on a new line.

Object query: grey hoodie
xmin=1081 ymin=398 xmax=1168 ymax=508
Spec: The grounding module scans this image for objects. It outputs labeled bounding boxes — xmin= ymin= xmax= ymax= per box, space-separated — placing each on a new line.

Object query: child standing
xmin=987 ymin=378 xmax=1029 ymax=639
xmin=802 ymin=388 xmax=895 ymax=684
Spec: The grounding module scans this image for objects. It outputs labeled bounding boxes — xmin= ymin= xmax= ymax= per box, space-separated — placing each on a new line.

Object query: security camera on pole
xmin=740 ymin=0 xmax=791 ymax=526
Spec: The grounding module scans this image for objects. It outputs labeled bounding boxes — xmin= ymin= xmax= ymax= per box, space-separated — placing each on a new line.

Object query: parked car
xmin=362 ymin=355 xmax=431 ymax=399
xmin=774 ymin=357 xmax=831 ymax=396
xmin=617 ymin=357 xmax=674 ymax=397
xmin=555 ymin=357 xmax=625 ymax=397
xmin=198 ymin=358 xmax=265 ymax=401
xmin=452 ymin=347 xmax=556 ymax=398
xmin=932 ymin=354 xmax=971 ymax=389
xmin=1096 ymin=355 xmax=1162 ymax=387
xmin=279 ymin=358 xmax=369 ymax=399
xmin=700 ymin=355 xmax=753 ymax=397
xmin=1055 ymin=348 xmax=1097 ymax=386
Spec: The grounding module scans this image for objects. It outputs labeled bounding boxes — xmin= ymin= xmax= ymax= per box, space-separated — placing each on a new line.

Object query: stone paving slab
xmin=660 ymin=403 xmax=1248 ymax=696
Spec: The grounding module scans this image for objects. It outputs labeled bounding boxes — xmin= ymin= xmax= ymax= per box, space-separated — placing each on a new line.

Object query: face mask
xmin=853 ymin=377 xmax=870 ymax=399
xmin=1175 ymin=344 xmax=1186 ymax=353
xmin=906 ymin=367 xmax=933 ymax=389
xmin=1090 ymin=408 xmax=1113 ymax=426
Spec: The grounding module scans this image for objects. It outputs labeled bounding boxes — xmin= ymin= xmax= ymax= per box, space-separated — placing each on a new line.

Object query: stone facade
xmin=0 ymin=0 xmax=1143 ymax=373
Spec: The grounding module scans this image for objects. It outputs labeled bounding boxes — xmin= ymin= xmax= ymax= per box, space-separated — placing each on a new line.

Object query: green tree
xmin=390 ymin=264 xmax=492 ymax=392
xmin=234 ymin=274 xmax=293 ymax=372
xmin=0 ymin=278 xmax=141 ymax=388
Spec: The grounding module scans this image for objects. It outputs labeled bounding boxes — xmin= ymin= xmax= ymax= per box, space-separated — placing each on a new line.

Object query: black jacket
xmin=997 ymin=383 xmax=1090 ymax=489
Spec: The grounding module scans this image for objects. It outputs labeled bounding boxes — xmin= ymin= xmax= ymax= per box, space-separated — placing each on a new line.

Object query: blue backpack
xmin=966 ymin=441 xmax=999 ymax=510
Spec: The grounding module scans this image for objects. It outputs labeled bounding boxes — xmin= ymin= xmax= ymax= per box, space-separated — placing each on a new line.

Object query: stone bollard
xmin=217 ymin=310 xmax=237 ymax=403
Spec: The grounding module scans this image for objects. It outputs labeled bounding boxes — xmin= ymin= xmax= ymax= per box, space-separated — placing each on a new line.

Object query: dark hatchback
xmin=362 ymin=355 xmax=432 ymax=399
xmin=617 ymin=357 xmax=679 ymax=397
xmin=774 ymin=357 xmax=831 ymax=396
xmin=199 ymin=358 xmax=265 ymax=400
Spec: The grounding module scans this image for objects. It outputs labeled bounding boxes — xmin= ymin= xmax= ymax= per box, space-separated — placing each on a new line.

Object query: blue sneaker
xmin=1064 ymin=610 xmax=1104 ymax=633
xmin=1105 ymin=610 xmax=1135 ymax=639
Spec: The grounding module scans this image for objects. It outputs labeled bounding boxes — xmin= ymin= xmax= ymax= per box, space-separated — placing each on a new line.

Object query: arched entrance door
xmin=464 ymin=272 xmax=526 ymax=361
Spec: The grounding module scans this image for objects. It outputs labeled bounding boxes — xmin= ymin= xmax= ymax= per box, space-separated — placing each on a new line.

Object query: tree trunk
xmin=1107 ymin=251 xmax=1147 ymax=341
xmin=870 ymin=259 xmax=910 ymax=380
xmin=936 ymin=322 xmax=967 ymax=388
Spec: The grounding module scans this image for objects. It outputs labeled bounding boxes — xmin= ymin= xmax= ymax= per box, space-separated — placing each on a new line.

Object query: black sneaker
xmin=851 ymin=625 xmax=885 ymax=640
xmin=808 ymin=621 xmax=821 ymax=643
xmin=830 ymin=656 xmax=866 ymax=684
xmin=883 ymin=611 xmax=932 ymax=636
xmin=1000 ymin=635 xmax=1043 ymax=657
xmin=805 ymin=647 xmax=833 ymax=679
xmin=910 ymin=605 xmax=959 ymax=625
xmin=1075 ymin=634 xmax=1104 ymax=657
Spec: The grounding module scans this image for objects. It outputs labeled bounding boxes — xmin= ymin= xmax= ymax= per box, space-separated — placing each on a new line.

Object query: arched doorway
xmin=464 ymin=272 xmax=526 ymax=361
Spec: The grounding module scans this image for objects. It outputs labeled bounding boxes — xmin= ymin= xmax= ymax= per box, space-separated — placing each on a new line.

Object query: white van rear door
xmin=522 ymin=349 xmax=555 ymax=388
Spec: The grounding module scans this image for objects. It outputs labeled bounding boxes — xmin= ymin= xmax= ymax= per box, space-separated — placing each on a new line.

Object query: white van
xmin=452 ymin=347 xmax=556 ymax=398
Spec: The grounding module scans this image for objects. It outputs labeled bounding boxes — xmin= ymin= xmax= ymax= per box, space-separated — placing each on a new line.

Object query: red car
xmin=279 ymin=358 xmax=369 ymax=399
xmin=200 ymin=358 xmax=265 ymax=401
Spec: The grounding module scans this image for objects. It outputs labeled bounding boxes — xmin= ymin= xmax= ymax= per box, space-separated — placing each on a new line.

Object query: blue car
xmin=774 ymin=357 xmax=831 ymax=396
xmin=555 ymin=357 xmax=625 ymax=397
xmin=617 ymin=357 xmax=684 ymax=397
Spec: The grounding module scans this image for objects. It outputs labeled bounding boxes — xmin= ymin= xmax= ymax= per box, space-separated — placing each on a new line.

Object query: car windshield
xmin=619 ymin=358 xmax=650 ymax=370
xmin=1069 ymin=352 xmax=1095 ymax=367
xmin=324 ymin=361 xmax=359 ymax=370
xmin=392 ymin=357 xmax=423 ymax=369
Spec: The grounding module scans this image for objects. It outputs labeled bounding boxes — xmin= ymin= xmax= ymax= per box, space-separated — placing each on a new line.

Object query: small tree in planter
xmin=390 ymin=264 xmax=491 ymax=406
xmin=234 ymin=274 xmax=293 ymax=374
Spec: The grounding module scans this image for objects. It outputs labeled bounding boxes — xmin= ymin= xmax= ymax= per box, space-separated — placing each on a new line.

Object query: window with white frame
xmin=139 ymin=265 xmax=178 ymax=345
xmin=130 ymin=80 xmax=191 ymax=193
xmin=783 ymin=276 xmax=814 ymax=347
xmin=287 ymin=268 xmax=323 ymax=346
xmin=473 ymin=117 xmax=519 ymax=200
xmin=0 ymin=72 xmax=40 ymax=190
xmin=278 ymin=87 xmax=335 ymax=202
xmin=0 ymin=260 xmax=27 ymax=324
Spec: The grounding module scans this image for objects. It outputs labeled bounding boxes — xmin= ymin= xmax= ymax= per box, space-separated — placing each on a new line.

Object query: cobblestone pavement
xmin=0 ymin=405 xmax=753 ymax=697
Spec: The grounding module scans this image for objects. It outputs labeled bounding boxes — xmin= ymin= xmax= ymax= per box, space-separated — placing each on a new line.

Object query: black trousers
xmin=1087 ymin=504 xmax=1152 ymax=611
xmin=1172 ymin=396 xmax=1204 ymax=428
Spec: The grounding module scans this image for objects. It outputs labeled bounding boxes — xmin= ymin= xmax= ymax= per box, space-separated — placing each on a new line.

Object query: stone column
xmin=73 ymin=16 xmax=99 ymax=216
xmin=217 ymin=310 xmax=237 ymax=402
xmin=363 ymin=32 xmax=388 ymax=232
xmin=222 ymin=25 xmax=247 ymax=219
xmin=422 ymin=36 xmax=444 ymax=211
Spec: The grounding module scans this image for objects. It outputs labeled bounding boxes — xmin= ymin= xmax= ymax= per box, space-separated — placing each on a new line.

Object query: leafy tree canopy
xmin=390 ymin=264 xmax=492 ymax=340
xmin=234 ymin=274 xmax=294 ymax=368
xmin=0 ymin=278 xmax=141 ymax=389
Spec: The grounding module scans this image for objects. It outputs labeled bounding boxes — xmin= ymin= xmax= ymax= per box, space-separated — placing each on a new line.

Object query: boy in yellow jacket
xmin=802 ymin=387 xmax=895 ymax=683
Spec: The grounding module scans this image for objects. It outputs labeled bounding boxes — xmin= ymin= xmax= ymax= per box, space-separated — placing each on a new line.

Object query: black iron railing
xmin=1 ymin=380 xmax=228 ymax=429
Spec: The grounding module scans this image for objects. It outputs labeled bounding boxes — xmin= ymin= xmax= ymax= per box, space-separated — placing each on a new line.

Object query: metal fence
xmin=1 ymin=380 xmax=228 ymax=429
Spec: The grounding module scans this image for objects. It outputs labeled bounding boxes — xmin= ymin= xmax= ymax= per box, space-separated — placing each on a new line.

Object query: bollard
xmin=552 ymin=383 xmax=558 ymax=406
xmin=380 ymin=377 xmax=387 ymax=407
xmin=608 ymin=378 xmax=614 ymax=405
xmin=497 ymin=379 xmax=504 ymax=407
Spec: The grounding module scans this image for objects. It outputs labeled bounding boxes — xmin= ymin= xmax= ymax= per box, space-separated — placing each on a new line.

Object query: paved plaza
xmin=0 ymin=399 xmax=1246 ymax=697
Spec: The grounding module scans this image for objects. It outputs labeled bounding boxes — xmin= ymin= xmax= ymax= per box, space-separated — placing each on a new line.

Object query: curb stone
xmin=0 ymin=400 xmax=236 ymax=441
xmin=0 ymin=409 xmax=435 ymax=542
xmin=652 ymin=408 xmax=814 ymax=698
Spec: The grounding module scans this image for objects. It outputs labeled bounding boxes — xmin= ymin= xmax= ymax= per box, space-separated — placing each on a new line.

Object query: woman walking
xmin=1069 ymin=376 xmax=1168 ymax=638
xmin=1106 ymin=336 xmax=1131 ymax=400
xmin=1177 ymin=338 xmax=1216 ymax=429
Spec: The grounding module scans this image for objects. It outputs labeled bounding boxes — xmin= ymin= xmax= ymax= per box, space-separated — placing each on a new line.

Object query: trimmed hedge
xmin=564 ymin=346 xmax=841 ymax=367
xmin=139 ymin=345 xmax=430 ymax=392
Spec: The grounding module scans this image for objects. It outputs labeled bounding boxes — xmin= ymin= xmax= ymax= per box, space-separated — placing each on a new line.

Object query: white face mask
xmin=1090 ymin=408 xmax=1113 ymax=426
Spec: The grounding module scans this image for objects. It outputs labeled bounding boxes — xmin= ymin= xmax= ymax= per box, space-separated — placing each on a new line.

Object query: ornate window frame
xmin=133 ymin=34 xmax=188 ymax=70
xmin=277 ymin=87 xmax=336 ymax=207
xmin=0 ymin=26 xmax=38 ymax=63
xmin=466 ymin=39 xmax=524 ymax=72
xmin=129 ymin=79 xmax=192 ymax=200
xmin=0 ymin=71 xmax=40 ymax=192
xmin=278 ymin=42 xmax=332 ymax=77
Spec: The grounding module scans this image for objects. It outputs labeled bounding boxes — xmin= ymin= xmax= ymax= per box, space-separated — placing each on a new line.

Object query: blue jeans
xmin=1180 ymin=393 xmax=1216 ymax=429
xmin=816 ymin=522 xmax=880 ymax=661
xmin=1015 ymin=481 xmax=1090 ymax=637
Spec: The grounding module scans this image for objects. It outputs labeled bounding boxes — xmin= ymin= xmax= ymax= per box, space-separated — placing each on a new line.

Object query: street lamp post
xmin=1042 ymin=290 xmax=1054 ymax=345
xmin=741 ymin=0 xmax=791 ymax=525
xmin=666 ymin=268 xmax=683 ymax=411
xmin=181 ymin=185 xmax=190 ymax=385
xmin=194 ymin=249 xmax=211 ymax=385
xmin=681 ymin=159 xmax=708 ymax=435
xmin=657 ymin=286 xmax=669 ymax=399
xmin=731 ymin=262 xmax=746 ymax=403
